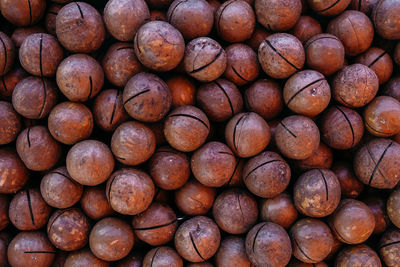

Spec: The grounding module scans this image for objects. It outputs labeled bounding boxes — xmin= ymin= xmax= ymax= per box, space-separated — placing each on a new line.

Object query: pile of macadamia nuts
xmin=1 ymin=0 xmax=400 ymax=266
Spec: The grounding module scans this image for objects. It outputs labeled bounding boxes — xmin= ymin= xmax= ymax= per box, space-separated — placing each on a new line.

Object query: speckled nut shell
xmin=216 ymin=236 xmax=251 ymax=267
xmin=356 ymin=47 xmax=393 ymax=84
xmin=12 ymin=76 xmax=58 ymax=119
xmin=104 ymin=0 xmax=150 ymax=41
xmin=275 ymin=115 xmax=320 ymax=160
xmin=335 ymin=245 xmax=382 ymax=267
xmin=47 ymin=208 xmax=90 ymax=251
xmin=243 ymin=151 xmax=290 ymax=198
xmin=290 ymin=16 xmax=322 ymax=43
xmin=255 ymin=0 xmax=301 ymax=31
xmin=294 ymin=169 xmax=341 ymax=217
xmin=0 ymin=0 xmax=46 ymax=26
xmin=379 ymin=229 xmax=400 ymax=266
xmin=134 ymin=21 xmax=184 ymax=71
xmin=364 ymin=96 xmax=400 ymax=137
xmin=332 ymin=64 xmax=379 ymax=108
xmin=7 ymin=231 xmax=56 ymax=267
xmin=329 ymin=199 xmax=375 ymax=244
xmin=174 ymin=216 xmax=221 ymax=262
xmin=106 ymin=168 xmax=155 ymax=215
xmin=332 ymin=161 xmax=364 ymax=199
xmin=132 ymin=202 xmax=177 ymax=246
xmin=260 ymin=192 xmax=298 ymax=229
xmin=123 ymin=72 xmax=172 ymax=122
xmin=184 ymin=37 xmax=227 ymax=82
xmin=164 ymin=105 xmax=210 ymax=152
xmin=40 ymin=166 xmax=83 ymax=209
xmin=10 ymin=26 xmax=45 ymax=48
xmin=320 ymin=105 xmax=364 ymax=150
xmin=349 ymin=0 xmax=379 ymax=14
xmin=372 ymin=0 xmax=400 ymax=40
xmin=9 ymin=188 xmax=51 ymax=230
xmin=80 ymin=186 xmax=114 ymax=220
xmin=0 ymin=66 xmax=27 ymax=101
xmin=89 ymin=217 xmax=134 ymax=261
xmin=245 ymin=24 xmax=270 ymax=51
xmin=66 ymin=140 xmax=115 ymax=186
xmin=143 ymin=246 xmax=183 ymax=267
xmin=16 ymin=126 xmax=61 ymax=171
xmin=304 ymin=34 xmax=345 ymax=76
xmin=0 ymin=31 xmax=15 ymax=76
xmin=64 ymin=249 xmax=109 ymax=267
xmin=327 ymin=10 xmax=374 ymax=56
xmin=225 ymin=112 xmax=270 ymax=158
xmin=102 ymin=43 xmax=144 ymax=88
xmin=354 ymin=138 xmax=400 ymax=189
xmin=294 ymin=142 xmax=333 ymax=171
xmin=307 ymin=0 xmax=351 ymax=16
xmin=388 ymin=189 xmax=400 ymax=228
xmin=245 ymin=222 xmax=292 ymax=267
xmin=56 ymin=2 xmax=105 ymax=52
xmin=258 ymin=33 xmax=305 ymax=79
xmin=56 ymin=54 xmax=104 ymax=102
xmin=19 ymin=33 xmax=63 ymax=77
xmin=0 ymin=101 xmax=21 ymax=145
xmin=0 ymin=148 xmax=29 ymax=194
xmin=166 ymin=75 xmax=196 ymax=108
xmin=167 ymin=0 xmax=214 ymax=40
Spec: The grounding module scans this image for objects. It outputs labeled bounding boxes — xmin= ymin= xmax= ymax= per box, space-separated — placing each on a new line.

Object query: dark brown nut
xmin=12 ymin=76 xmax=58 ymax=119
xmin=349 ymin=0 xmax=379 ymax=14
xmin=223 ymin=44 xmax=259 ymax=86
xmin=102 ymin=43 xmax=144 ymax=88
xmin=260 ymin=192 xmax=298 ymax=229
xmin=19 ymin=33 xmax=63 ymax=77
xmin=164 ymin=105 xmax=210 ymax=152
xmin=123 ymin=72 xmax=171 ymax=122
xmin=294 ymin=142 xmax=333 ymax=171
xmin=174 ymin=179 xmax=216 ymax=215
xmin=290 ymin=219 xmax=333 ymax=263
xmin=111 ymin=121 xmax=156 ymax=165
xmin=0 ymin=195 xmax=9 ymax=231
xmin=134 ymin=21 xmax=184 ymax=71
xmin=174 ymin=216 xmax=221 ymax=262
xmin=258 ymin=33 xmax=305 ymax=79
xmin=80 ymin=186 xmax=114 ymax=220
xmin=64 ymin=249 xmax=110 ymax=267
xmin=7 ymin=231 xmax=56 ymax=267
xmin=222 ymin=158 xmax=245 ymax=187
xmin=331 ymin=161 xmax=364 ymax=199
xmin=288 ymin=260 xmax=328 ymax=267
xmin=0 ymin=148 xmax=29 ymax=194
xmin=0 ymin=66 xmax=27 ymax=101
xmin=275 ymin=115 xmax=320 ymax=160
xmin=143 ymin=246 xmax=183 ymax=267
xmin=0 ymin=31 xmax=14 ymax=76
xmin=90 ymin=217 xmax=134 ymax=261
xmin=364 ymin=96 xmax=400 ymax=137
xmin=245 ymin=24 xmax=270 ymax=51
xmin=187 ymin=263 xmax=214 ymax=267
xmin=304 ymin=33 xmax=345 ymax=76
xmin=150 ymin=10 xmax=167 ymax=21
xmin=215 ymin=0 xmax=255 ymax=43
xmin=116 ymin=251 xmax=143 ymax=267
xmin=106 ymin=168 xmax=155 ymax=215
xmin=373 ymin=0 xmax=400 ymax=39
xmin=395 ymin=42 xmax=400 ymax=66
xmin=66 ymin=140 xmax=115 ymax=186
xmin=216 ymin=236 xmax=251 ymax=267
xmin=294 ymin=169 xmax=341 ymax=217
xmin=104 ymin=0 xmax=150 ymax=41
xmin=354 ymin=138 xmax=400 ymax=189
xmin=0 ymin=101 xmax=21 ymax=145
xmin=40 ymin=166 xmax=83 ymax=209
xmin=244 ymin=79 xmax=283 ymax=120
xmin=56 ymin=54 xmax=104 ymax=102
xmin=363 ymin=197 xmax=389 ymax=235
xmin=0 ymin=232 xmax=10 ymax=266
xmin=11 ymin=26 xmax=45 ymax=48
xmin=9 ymin=188 xmax=51 ymax=230
xmin=16 ymin=126 xmax=61 ymax=171
xmin=212 ymin=188 xmax=258 ymax=234
xmin=0 ymin=0 xmax=46 ymax=26
xmin=184 ymin=37 xmax=227 ymax=82
xmin=167 ymin=0 xmax=214 ymax=40
xmin=383 ymin=76 xmax=400 ymax=102
xmin=255 ymin=0 xmax=301 ymax=31
xmin=320 ymin=105 xmax=364 ymax=150
xmin=335 ymin=245 xmax=382 ymax=267
xmin=47 ymin=208 xmax=90 ymax=251
xmin=48 ymin=102 xmax=93 ymax=145
xmin=56 ymin=2 xmax=105 ymax=52
xmin=307 ymin=0 xmax=350 ymax=15
xmin=327 ymin=10 xmax=374 ymax=56
xmin=283 ymin=70 xmax=330 ymax=117
xmin=166 ymin=75 xmax=196 ymax=108
xmin=355 ymin=47 xmax=393 ymax=84
xmin=225 ymin=112 xmax=270 ymax=158
xmin=245 ymin=222 xmax=292 ymax=267
xmin=387 ymin=189 xmax=400 ymax=228
xmin=44 ymin=4 xmax=62 ymax=35
xmin=149 ymin=146 xmax=190 ymax=190
xmin=379 ymin=229 xmax=400 ymax=266
xmin=290 ymin=16 xmax=322 ymax=43
xmin=243 ymin=151 xmax=290 ymax=198
xmin=329 ymin=199 xmax=375 ymax=244
xmin=332 ymin=64 xmax=379 ymax=108
xmin=132 ymin=202 xmax=177 ymax=246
